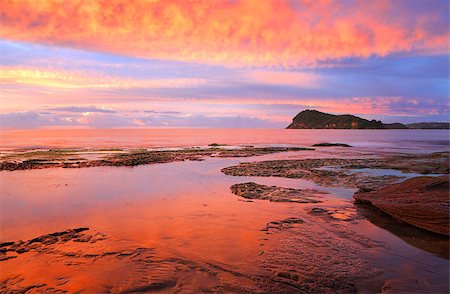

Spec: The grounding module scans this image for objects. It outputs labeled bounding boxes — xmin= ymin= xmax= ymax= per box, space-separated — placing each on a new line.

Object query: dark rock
xmin=0 ymin=228 xmax=93 ymax=261
xmin=223 ymin=158 xmax=403 ymax=189
xmin=222 ymin=152 xmax=449 ymax=188
xmin=0 ymin=242 xmax=14 ymax=247
xmin=309 ymin=207 xmax=328 ymax=215
xmin=0 ymin=147 xmax=313 ymax=171
xmin=73 ymin=227 xmax=89 ymax=233
xmin=263 ymin=217 xmax=304 ymax=231
xmin=0 ymin=255 xmax=17 ymax=261
xmin=312 ymin=143 xmax=352 ymax=147
xmin=16 ymin=248 xmax=29 ymax=254
xmin=230 ymin=182 xmax=325 ymax=203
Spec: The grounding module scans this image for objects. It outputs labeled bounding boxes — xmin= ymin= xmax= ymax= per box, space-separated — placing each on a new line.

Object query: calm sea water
xmin=1 ymin=128 xmax=449 ymax=152
xmin=1 ymin=128 xmax=449 ymax=291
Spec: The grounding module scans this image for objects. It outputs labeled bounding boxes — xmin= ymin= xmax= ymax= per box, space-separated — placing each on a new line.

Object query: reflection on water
xmin=2 ymin=158 xmax=317 ymax=268
xmin=356 ymin=205 xmax=449 ymax=259
xmin=1 ymin=143 xmax=449 ymax=292
xmin=350 ymin=168 xmax=443 ymax=179
xmin=1 ymin=128 xmax=449 ymax=152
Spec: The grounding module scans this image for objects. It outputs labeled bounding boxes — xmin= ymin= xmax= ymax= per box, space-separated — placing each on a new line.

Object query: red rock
xmin=354 ymin=176 xmax=449 ymax=235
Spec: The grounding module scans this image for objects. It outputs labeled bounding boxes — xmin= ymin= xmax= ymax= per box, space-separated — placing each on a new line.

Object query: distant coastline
xmin=286 ymin=110 xmax=450 ymax=129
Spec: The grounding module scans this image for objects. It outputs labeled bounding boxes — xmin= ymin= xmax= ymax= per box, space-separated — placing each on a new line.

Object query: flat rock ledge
xmin=354 ymin=176 xmax=450 ymax=235
xmin=0 ymin=147 xmax=313 ymax=171
xmin=312 ymin=143 xmax=352 ymax=147
xmin=222 ymin=152 xmax=449 ymax=189
xmin=230 ymin=182 xmax=326 ymax=203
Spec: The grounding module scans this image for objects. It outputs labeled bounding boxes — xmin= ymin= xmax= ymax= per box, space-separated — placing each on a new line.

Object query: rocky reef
xmin=230 ymin=182 xmax=326 ymax=203
xmin=312 ymin=142 xmax=352 ymax=147
xmin=222 ymin=158 xmax=399 ymax=189
xmin=258 ymin=211 xmax=387 ymax=293
xmin=0 ymin=146 xmax=313 ymax=171
xmin=221 ymin=152 xmax=449 ymax=292
xmin=354 ymin=176 xmax=450 ymax=235
xmin=222 ymin=152 xmax=449 ymax=188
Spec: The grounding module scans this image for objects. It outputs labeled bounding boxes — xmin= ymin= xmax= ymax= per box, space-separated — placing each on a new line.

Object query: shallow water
xmin=1 ymin=146 xmax=449 ymax=292
xmin=1 ymin=129 xmax=449 ymax=292
xmin=349 ymin=168 xmax=443 ymax=179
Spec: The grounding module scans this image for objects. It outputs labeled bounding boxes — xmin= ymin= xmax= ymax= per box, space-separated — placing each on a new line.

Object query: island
xmin=286 ymin=109 xmax=450 ymax=129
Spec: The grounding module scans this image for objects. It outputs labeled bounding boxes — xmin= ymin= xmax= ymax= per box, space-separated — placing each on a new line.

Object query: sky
xmin=0 ymin=0 xmax=449 ymax=128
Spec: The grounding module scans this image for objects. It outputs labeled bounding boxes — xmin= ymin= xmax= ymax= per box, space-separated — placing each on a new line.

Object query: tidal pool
xmin=1 ymin=151 xmax=448 ymax=292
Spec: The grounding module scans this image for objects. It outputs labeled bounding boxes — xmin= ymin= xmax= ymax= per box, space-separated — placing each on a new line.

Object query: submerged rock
xmin=223 ymin=158 xmax=402 ymax=189
xmin=309 ymin=207 xmax=359 ymax=222
xmin=0 ymin=228 xmax=99 ymax=262
xmin=0 ymin=228 xmax=267 ymax=293
xmin=354 ymin=176 xmax=450 ymax=235
xmin=230 ymin=182 xmax=326 ymax=203
xmin=222 ymin=152 xmax=449 ymax=189
xmin=262 ymin=217 xmax=304 ymax=231
xmin=258 ymin=214 xmax=386 ymax=293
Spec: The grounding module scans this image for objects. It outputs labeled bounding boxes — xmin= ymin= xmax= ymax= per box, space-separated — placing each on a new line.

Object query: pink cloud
xmin=0 ymin=0 xmax=447 ymax=67
xmin=245 ymin=70 xmax=320 ymax=88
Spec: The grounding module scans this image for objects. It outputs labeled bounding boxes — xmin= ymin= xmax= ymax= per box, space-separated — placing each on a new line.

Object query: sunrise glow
xmin=0 ymin=0 xmax=448 ymax=128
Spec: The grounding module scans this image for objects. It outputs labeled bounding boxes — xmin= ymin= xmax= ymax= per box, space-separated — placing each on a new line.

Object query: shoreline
xmin=0 ymin=146 xmax=313 ymax=171
xmin=1 ymin=145 xmax=448 ymax=292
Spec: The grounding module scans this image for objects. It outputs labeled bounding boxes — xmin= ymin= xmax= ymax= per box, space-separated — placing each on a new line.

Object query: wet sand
xmin=1 ymin=147 xmax=449 ymax=293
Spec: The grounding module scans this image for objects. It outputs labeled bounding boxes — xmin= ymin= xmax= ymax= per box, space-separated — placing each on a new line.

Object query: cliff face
xmin=286 ymin=110 xmax=384 ymax=129
xmin=286 ymin=110 xmax=450 ymax=129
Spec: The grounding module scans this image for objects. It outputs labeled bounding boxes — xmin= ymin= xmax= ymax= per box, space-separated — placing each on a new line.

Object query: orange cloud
xmin=0 ymin=68 xmax=206 ymax=90
xmin=0 ymin=0 xmax=447 ymax=67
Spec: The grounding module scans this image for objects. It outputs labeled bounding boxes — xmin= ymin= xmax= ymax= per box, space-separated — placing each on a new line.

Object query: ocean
xmin=1 ymin=128 xmax=449 ymax=152
xmin=1 ymin=128 xmax=448 ymax=292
